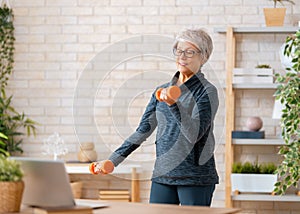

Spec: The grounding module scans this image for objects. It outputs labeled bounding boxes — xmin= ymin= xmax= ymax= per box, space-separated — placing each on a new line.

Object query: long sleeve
xmin=109 ymin=93 xmax=158 ymax=166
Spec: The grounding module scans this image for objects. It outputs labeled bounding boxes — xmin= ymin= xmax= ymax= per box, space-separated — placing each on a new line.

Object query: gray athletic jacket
xmin=109 ymin=71 xmax=219 ymax=186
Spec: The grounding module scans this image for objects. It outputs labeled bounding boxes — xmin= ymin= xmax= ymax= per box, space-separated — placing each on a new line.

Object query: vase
xmin=78 ymin=150 xmax=97 ymax=162
xmin=77 ymin=142 xmax=97 ymax=162
xmin=246 ymin=116 xmax=263 ymax=131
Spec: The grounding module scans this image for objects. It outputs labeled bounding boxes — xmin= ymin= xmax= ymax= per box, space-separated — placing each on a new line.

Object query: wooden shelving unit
xmin=216 ymin=26 xmax=299 ymax=208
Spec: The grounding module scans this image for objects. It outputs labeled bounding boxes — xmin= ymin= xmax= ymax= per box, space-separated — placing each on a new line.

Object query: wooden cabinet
xmin=215 ymin=26 xmax=299 ymax=207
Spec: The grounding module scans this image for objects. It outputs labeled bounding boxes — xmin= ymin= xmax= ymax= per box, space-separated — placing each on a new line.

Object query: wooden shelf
xmin=232 ymin=138 xmax=284 ymax=145
xmin=214 ymin=26 xmax=299 ymax=34
xmin=232 ymin=194 xmax=300 ymax=202
xmin=65 ymin=163 xmax=142 ymax=174
xmin=219 ymin=26 xmax=297 ymax=208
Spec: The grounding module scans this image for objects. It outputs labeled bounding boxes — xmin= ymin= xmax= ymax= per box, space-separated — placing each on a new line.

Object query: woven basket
xmin=70 ymin=181 xmax=83 ymax=199
xmin=0 ymin=181 xmax=24 ymax=213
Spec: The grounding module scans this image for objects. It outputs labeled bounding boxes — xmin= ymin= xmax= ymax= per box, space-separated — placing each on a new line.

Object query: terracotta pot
xmin=70 ymin=181 xmax=82 ymax=199
xmin=263 ymin=8 xmax=286 ymax=27
xmin=0 ymin=181 xmax=24 ymax=213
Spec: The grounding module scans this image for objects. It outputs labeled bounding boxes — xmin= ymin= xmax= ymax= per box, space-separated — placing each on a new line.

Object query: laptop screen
xmin=9 ymin=157 xmax=76 ymax=208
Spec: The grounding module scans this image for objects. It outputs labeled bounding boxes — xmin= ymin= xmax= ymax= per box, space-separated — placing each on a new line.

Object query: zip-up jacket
xmin=109 ymin=71 xmax=219 ymax=186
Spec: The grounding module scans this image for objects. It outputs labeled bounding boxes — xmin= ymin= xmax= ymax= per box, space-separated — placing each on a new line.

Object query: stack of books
xmin=232 ymin=130 xmax=265 ymax=139
xmin=99 ymin=189 xmax=130 ymax=202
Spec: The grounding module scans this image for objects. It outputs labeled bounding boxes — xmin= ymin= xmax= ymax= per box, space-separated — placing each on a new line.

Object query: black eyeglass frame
xmin=173 ymin=48 xmax=200 ymax=58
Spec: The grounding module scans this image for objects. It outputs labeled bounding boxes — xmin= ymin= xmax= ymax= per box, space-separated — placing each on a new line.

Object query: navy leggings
xmin=149 ymin=182 xmax=215 ymax=206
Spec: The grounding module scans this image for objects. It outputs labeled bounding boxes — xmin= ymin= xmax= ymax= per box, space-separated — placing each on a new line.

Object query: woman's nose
xmin=179 ymin=53 xmax=187 ymax=59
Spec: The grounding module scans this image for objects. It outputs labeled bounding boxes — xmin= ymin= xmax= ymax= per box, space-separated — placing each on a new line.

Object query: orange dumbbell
xmin=156 ymin=86 xmax=181 ymax=103
xmin=89 ymin=160 xmax=114 ymax=175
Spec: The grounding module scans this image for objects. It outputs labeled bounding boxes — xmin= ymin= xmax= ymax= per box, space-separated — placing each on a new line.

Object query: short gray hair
xmin=173 ymin=28 xmax=213 ymax=64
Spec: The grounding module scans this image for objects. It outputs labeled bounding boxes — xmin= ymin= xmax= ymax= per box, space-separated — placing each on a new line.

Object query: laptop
xmin=9 ymin=157 xmax=109 ymax=209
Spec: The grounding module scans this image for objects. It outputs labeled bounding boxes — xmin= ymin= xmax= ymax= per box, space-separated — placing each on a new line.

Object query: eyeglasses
xmin=173 ymin=48 xmax=200 ymax=58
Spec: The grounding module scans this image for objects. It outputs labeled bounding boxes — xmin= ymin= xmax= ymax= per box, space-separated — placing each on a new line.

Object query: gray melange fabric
xmin=109 ymin=71 xmax=219 ymax=186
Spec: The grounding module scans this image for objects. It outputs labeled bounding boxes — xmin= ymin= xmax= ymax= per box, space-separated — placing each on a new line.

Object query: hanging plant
xmin=0 ymin=4 xmax=14 ymax=90
xmin=268 ymin=0 xmax=295 ymax=8
xmin=274 ymin=29 xmax=300 ymax=195
xmin=0 ymin=4 xmax=37 ymax=156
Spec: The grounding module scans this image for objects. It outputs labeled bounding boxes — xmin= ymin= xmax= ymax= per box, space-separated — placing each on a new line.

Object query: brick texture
xmin=7 ymin=0 xmax=300 ymax=209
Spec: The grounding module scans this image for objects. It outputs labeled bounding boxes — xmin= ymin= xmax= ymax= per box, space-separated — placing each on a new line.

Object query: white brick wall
xmin=7 ymin=0 xmax=300 ymax=208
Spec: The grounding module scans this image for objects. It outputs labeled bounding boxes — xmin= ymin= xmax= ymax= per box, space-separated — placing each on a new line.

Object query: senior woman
xmin=97 ymin=28 xmax=219 ymax=206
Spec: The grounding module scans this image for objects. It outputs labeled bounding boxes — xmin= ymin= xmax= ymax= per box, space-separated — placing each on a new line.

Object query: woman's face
xmin=175 ymin=41 xmax=203 ymax=76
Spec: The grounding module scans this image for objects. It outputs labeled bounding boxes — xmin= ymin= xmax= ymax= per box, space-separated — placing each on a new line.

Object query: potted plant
xmin=0 ymin=153 xmax=24 ymax=213
xmin=0 ymin=89 xmax=37 ymax=156
xmin=273 ymin=29 xmax=300 ymax=195
xmin=231 ymin=162 xmax=278 ymax=194
xmin=263 ymin=0 xmax=295 ymax=26
xmin=0 ymin=4 xmax=37 ymax=156
xmin=255 ymin=64 xmax=272 ymax=69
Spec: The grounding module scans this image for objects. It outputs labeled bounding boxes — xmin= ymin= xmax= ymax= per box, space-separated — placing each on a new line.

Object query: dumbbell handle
xmin=89 ymin=160 xmax=114 ymax=175
xmin=156 ymin=86 xmax=181 ymax=104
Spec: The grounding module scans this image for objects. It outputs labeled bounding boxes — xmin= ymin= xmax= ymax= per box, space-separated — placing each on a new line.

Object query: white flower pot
xmin=231 ymin=174 xmax=277 ymax=193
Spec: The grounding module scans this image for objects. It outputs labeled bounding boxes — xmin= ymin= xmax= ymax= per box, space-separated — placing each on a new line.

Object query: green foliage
xmin=260 ymin=162 xmax=278 ymax=174
xmin=232 ymin=162 xmax=277 ymax=174
xmin=0 ymin=154 xmax=23 ymax=181
xmin=0 ymin=5 xmax=37 ymax=156
xmin=0 ymin=5 xmax=14 ymax=90
xmin=268 ymin=0 xmax=295 ymax=8
xmin=0 ymin=132 xmax=8 ymax=156
xmin=273 ymin=29 xmax=300 ymax=195
xmin=256 ymin=64 xmax=272 ymax=69
xmin=0 ymin=89 xmax=37 ymax=155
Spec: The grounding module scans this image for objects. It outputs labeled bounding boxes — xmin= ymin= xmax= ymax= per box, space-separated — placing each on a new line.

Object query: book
xmin=99 ymin=194 xmax=130 ymax=200
xmin=99 ymin=189 xmax=130 ymax=202
xmin=99 ymin=198 xmax=129 ymax=202
xmin=33 ymin=206 xmax=92 ymax=214
xmin=232 ymin=131 xmax=265 ymax=139
xmin=99 ymin=190 xmax=130 ymax=195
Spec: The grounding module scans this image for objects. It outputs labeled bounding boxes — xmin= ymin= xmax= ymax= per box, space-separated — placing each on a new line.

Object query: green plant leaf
xmin=0 ymin=132 xmax=7 ymax=139
xmin=0 ymin=5 xmax=38 ymax=156
xmin=274 ymin=29 xmax=300 ymax=195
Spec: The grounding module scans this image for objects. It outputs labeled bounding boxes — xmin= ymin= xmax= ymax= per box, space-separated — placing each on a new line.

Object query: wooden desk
xmin=66 ymin=163 xmax=141 ymax=202
xmin=94 ymin=202 xmax=241 ymax=214
xmin=18 ymin=202 xmax=241 ymax=214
